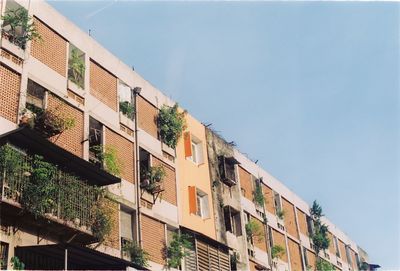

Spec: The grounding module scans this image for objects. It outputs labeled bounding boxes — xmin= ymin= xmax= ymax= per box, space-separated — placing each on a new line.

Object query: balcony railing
xmin=0 ymin=144 xmax=102 ymax=233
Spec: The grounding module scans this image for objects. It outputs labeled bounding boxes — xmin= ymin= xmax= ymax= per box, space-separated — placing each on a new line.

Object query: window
xmin=268 ymin=226 xmax=274 ymax=248
xmin=89 ymin=117 xmax=103 ymax=166
xmin=68 ymin=44 xmax=85 ymax=89
xmin=303 ymin=247 xmax=309 ymax=267
xmin=26 ymin=79 xmax=46 ymax=110
xmin=189 ymin=186 xmax=210 ymax=219
xmin=274 ymin=192 xmax=282 ymax=214
xmin=184 ymin=132 xmax=203 ymax=165
xmin=218 ymin=156 xmax=239 ymax=186
xmin=223 ymin=206 xmax=242 ymax=237
xmin=334 ymin=236 xmax=340 ymax=258
xmin=118 ymin=81 xmax=134 ymax=119
xmin=139 ymin=148 xmax=150 ymax=184
xmin=306 ymin=215 xmax=314 ymax=236
xmin=345 ymin=245 xmax=352 ymax=266
xmin=0 ymin=242 xmax=8 ymax=270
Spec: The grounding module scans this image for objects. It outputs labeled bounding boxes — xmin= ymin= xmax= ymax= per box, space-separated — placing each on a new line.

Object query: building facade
xmin=0 ymin=0 xmax=374 ymax=270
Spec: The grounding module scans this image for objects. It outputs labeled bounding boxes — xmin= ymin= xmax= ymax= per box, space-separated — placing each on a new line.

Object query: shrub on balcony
xmin=119 ymin=101 xmax=135 ymax=119
xmin=89 ymin=145 xmax=121 ymax=176
xmin=140 ymin=165 xmax=166 ymax=194
xmin=166 ymin=233 xmax=193 ymax=269
xmin=68 ymin=48 xmax=85 ymax=89
xmin=316 ymin=259 xmax=334 ymax=271
xmin=245 ymin=218 xmax=264 ymax=243
xmin=271 ymin=245 xmax=285 ymax=260
xmin=276 ymin=209 xmax=285 ymax=220
xmin=122 ymin=241 xmax=150 ymax=268
xmin=1 ymin=7 xmax=40 ymax=49
xmin=11 ymin=256 xmax=25 ymax=270
xmin=158 ymin=103 xmax=186 ymax=148
xmin=309 ymin=200 xmax=330 ymax=268
xmin=253 ymin=182 xmax=265 ymax=207
xmin=91 ymin=203 xmax=112 ymax=243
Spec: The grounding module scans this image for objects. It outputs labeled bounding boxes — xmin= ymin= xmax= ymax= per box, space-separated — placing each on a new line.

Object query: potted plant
xmin=1 ymin=7 xmax=41 ymax=49
xmin=245 ymin=219 xmax=264 ymax=243
xmin=68 ymin=48 xmax=85 ymax=88
xmin=158 ymin=103 xmax=186 ymax=148
xmin=34 ymin=109 xmax=76 ymax=137
xmin=140 ymin=165 xmax=166 ymax=194
xmin=119 ymin=101 xmax=135 ymax=119
xmin=122 ymin=240 xmax=150 ymax=268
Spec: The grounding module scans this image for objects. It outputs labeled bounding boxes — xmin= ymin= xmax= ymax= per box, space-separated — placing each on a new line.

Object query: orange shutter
xmin=188 ymin=186 xmax=197 ymax=214
xmin=184 ymin=131 xmax=192 ymax=158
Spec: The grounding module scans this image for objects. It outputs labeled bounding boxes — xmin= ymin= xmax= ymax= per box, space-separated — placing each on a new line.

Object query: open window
xmin=68 ymin=44 xmax=85 ymax=89
xmin=118 ymin=82 xmax=134 ymax=119
xmin=189 ymin=186 xmax=210 ymax=219
xmin=139 ymin=148 xmax=150 ymax=186
xmin=0 ymin=242 xmax=9 ymax=270
xmin=274 ymin=192 xmax=282 ymax=214
xmin=89 ymin=117 xmax=103 ymax=166
xmin=306 ymin=215 xmax=314 ymax=236
xmin=223 ymin=206 xmax=242 ymax=237
xmin=345 ymin=245 xmax=352 ymax=266
xmin=334 ymin=236 xmax=340 ymax=258
xmin=218 ymin=156 xmax=239 ymax=186
xmin=183 ymin=131 xmax=204 ymax=165
xmin=26 ymin=79 xmax=46 ymax=113
xmin=120 ymin=207 xmax=136 ymax=260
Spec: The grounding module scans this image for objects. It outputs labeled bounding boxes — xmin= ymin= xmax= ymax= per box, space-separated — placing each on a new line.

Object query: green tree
xmin=158 ymin=103 xmax=186 ymax=148
xmin=309 ymin=200 xmax=330 ymax=270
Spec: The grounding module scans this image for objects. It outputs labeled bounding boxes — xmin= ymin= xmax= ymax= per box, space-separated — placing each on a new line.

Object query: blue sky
xmin=49 ymin=1 xmax=399 ymax=268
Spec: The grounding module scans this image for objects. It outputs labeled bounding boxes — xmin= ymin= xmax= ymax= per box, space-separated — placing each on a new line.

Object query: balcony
xmin=0 ymin=127 xmax=120 ymax=244
xmin=218 ymin=156 xmax=240 ymax=186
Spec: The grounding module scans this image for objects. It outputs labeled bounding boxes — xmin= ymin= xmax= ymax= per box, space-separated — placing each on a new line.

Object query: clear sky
xmin=49 ymin=1 xmax=399 ymax=268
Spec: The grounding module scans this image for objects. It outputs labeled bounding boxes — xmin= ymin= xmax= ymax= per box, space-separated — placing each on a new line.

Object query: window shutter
xmin=184 ymin=132 xmax=192 ymax=158
xmin=188 ymin=186 xmax=197 ymax=214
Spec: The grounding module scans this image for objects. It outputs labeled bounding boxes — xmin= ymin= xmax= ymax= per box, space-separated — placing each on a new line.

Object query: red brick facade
xmin=0 ymin=64 xmax=20 ymax=123
xmin=141 ymin=214 xmax=166 ymax=265
xmin=105 ymin=128 xmax=134 ymax=183
xmin=47 ymin=94 xmax=84 ymax=157
xmin=152 ymin=157 xmax=177 ymax=205
xmin=90 ymin=60 xmax=118 ymax=111
xmin=137 ymin=96 xmax=158 ymax=138
xmin=288 ymin=238 xmax=302 ymax=271
xmin=282 ymin=197 xmax=299 ymax=239
xmin=103 ymin=199 xmax=120 ymax=250
xmin=239 ymin=166 xmax=253 ymax=201
xmin=31 ymin=17 xmax=67 ymax=77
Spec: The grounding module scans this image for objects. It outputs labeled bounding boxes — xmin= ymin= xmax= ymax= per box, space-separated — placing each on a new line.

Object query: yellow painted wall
xmin=176 ymin=112 xmax=216 ymax=239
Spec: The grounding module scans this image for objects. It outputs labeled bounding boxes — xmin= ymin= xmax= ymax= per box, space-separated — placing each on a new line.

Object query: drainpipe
xmin=133 ymin=87 xmax=142 ymax=248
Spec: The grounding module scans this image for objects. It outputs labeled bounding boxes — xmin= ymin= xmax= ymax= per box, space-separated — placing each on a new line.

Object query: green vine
xmin=271 ymin=245 xmax=285 ymax=260
xmin=68 ymin=48 xmax=85 ymax=89
xmin=90 ymin=145 xmax=121 ymax=176
xmin=119 ymin=101 xmax=135 ymax=119
xmin=245 ymin=218 xmax=264 ymax=242
xmin=1 ymin=7 xmax=41 ymax=49
xmin=122 ymin=241 xmax=150 ymax=268
xmin=166 ymin=233 xmax=193 ymax=269
xmin=158 ymin=103 xmax=186 ymax=148
xmin=253 ymin=182 xmax=265 ymax=207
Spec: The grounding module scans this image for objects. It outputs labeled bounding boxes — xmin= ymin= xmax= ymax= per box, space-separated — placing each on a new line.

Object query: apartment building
xmin=0 ymin=0 xmax=375 ymax=270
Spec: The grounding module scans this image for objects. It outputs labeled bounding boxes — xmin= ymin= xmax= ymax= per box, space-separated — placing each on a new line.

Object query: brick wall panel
xmin=137 ymin=96 xmax=158 ymax=138
xmin=239 ymin=166 xmax=253 ymax=201
xmin=263 ymin=184 xmax=275 ymax=215
xmin=152 ymin=157 xmax=177 ymax=205
xmin=339 ymin=240 xmax=347 ymax=263
xmin=47 ymin=94 xmax=84 ymax=157
xmin=105 ymin=128 xmax=134 ymax=183
xmin=90 ymin=60 xmax=117 ymax=111
xmin=31 ymin=18 xmax=67 ymax=77
xmin=296 ymin=209 xmax=308 ymax=236
xmin=103 ymin=199 xmax=120 ymax=250
xmin=306 ymin=249 xmax=316 ymax=270
xmin=328 ymin=232 xmax=336 ymax=255
xmin=252 ymin=216 xmax=267 ymax=252
xmin=0 ymin=64 xmax=20 ymax=123
xmin=288 ymin=238 xmax=302 ymax=271
xmin=351 ymin=249 xmax=357 ymax=269
xmin=282 ymin=198 xmax=299 ymax=239
xmin=249 ymin=260 xmax=258 ymax=271
xmin=272 ymin=229 xmax=288 ymax=262
xmin=141 ymin=214 xmax=166 ymax=265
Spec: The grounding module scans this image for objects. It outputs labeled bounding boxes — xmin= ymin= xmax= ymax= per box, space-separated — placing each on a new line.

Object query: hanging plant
xmin=276 ymin=209 xmax=285 ymax=220
xmin=140 ymin=165 xmax=166 ymax=194
xmin=166 ymin=233 xmax=193 ymax=269
xmin=10 ymin=256 xmax=25 ymax=270
xmin=253 ymin=182 xmax=265 ymax=207
xmin=90 ymin=145 xmax=121 ymax=176
xmin=34 ymin=109 xmax=76 ymax=137
xmin=245 ymin=218 xmax=264 ymax=242
xmin=1 ymin=7 xmax=41 ymax=49
xmin=68 ymin=48 xmax=85 ymax=89
xmin=122 ymin=241 xmax=150 ymax=268
xmin=91 ymin=204 xmax=112 ymax=243
xmin=271 ymin=245 xmax=285 ymax=260
xmin=158 ymin=103 xmax=186 ymax=148
xmin=119 ymin=101 xmax=135 ymax=119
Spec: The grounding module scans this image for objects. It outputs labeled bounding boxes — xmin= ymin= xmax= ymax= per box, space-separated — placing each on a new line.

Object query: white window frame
xmin=196 ymin=189 xmax=209 ymax=219
xmin=188 ymin=135 xmax=203 ymax=165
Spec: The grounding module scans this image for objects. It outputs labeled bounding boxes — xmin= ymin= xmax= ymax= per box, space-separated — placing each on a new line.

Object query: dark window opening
xmin=26 ymin=79 xmax=46 ymax=113
xmin=0 ymin=242 xmax=9 ymax=270
xmin=306 ymin=215 xmax=314 ymax=236
xmin=218 ymin=156 xmax=239 ymax=186
xmin=223 ymin=206 xmax=242 ymax=237
xmin=139 ymin=148 xmax=150 ymax=185
xmin=89 ymin=117 xmax=103 ymax=166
